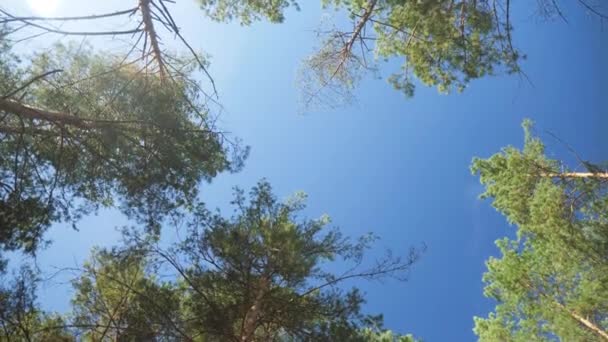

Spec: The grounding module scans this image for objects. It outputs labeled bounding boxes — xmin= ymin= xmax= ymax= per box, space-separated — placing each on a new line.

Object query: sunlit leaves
xmin=197 ymin=0 xmax=300 ymax=24
xmin=472 ymin=121 xmax=608 ymax=341
xmin=0 ymin=41 xmax=246 ymax=253
xmin=302 ymin=0 xmax=523 ymax=107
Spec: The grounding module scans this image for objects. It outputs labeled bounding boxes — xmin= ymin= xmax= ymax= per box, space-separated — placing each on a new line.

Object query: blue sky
xmin=5 ymin=0 xmax=607 ymax=340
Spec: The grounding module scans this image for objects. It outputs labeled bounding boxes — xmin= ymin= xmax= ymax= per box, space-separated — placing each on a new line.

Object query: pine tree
xmin=472 ymin=120 xmax=608 ymax=341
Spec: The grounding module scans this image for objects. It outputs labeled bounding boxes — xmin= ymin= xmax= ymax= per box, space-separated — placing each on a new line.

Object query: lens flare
xmin=27 ymin=0 xmax=60 ymax=16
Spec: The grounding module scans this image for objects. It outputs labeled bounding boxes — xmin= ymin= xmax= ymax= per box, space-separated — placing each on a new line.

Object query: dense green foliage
xmin=192 ymin=0 xmax=595 ymax=104
xmin=0 ymin=267 xmax=73 ymax=341
xmin=197 ymin=0 xmax=300 ymax=24
xmin=69 ymin=249 xmax=182 ymax=341
xmin=300 ymin=0 xmax=526 ymax=107
xmin=0 ymin=38 xmax=246 ymax=253
xmin=472 ymin=121 xmax=608 ymax=341
xmin=299 ymin=0 xmax=606 ymax=107
xmin=0 ymin=181 xmax=422 ymax=341
xmin=0 ymin=1 xmax=604 ymax=340
xmin=165 ymin=181 xmax=420 ymax=340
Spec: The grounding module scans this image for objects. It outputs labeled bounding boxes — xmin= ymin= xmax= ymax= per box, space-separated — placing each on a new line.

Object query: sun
xmin=27 ymin=0 xmax=60 ymax=16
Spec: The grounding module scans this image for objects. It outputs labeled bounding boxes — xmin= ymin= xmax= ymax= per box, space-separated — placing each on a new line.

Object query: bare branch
xmin=0 ymin=7 xmax=138 ymax=23
xmin=0 ymin=9 xmax=142 ymax=36
xmin=577 ymin=0 xmax=608 ymax=19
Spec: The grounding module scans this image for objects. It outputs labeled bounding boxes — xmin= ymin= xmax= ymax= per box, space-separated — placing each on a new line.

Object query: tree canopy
xmin=0 ymin=180 xmax=423 ymax=341
xmin=0 ymin=37 xmax=246 ymax=254
xmin=197 ymin=0 xmax=300 ymax=24
xmin=300 ymin=0 xmax=607 ymax=107
xmin=3 ymin=0 xmax=605 ymax=111
xmin=472 ymin=121 xmax=608 ymax=341
xmin=0 ymin=1 xmax=605 ymax=341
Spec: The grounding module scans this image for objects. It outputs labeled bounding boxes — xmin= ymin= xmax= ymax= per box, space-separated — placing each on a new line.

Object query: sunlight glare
xmin=27 ymin=0 xmax=60 ymax=16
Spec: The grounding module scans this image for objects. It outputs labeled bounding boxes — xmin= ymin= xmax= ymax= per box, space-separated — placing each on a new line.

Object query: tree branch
xmin=139 ymin=0 xmax=167 ymax=79
xmin=2 ymin=69 xmax=63 ymax=100
xmin=0 ymin=7 xmax=137 ymax=23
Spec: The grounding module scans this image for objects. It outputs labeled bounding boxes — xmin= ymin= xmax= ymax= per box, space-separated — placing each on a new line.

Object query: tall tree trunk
xmin=567 ymin=309 xmax=608 ymax=341
xmin=523 ymin=280 xmax=608 ymax=341
xmin=552 ymin=300 xmax=608 ymax=340
xmin=544 ymin=172 xmax=608 ymax=179
xmin=139 ymin=0 xmax=166 ymax=78
xmin=239 ymin=277 xmax=269 ymax=342
xmin=344 ymin=0 xmax=378 ymax=53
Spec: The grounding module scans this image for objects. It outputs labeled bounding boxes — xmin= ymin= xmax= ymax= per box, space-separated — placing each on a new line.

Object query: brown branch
xmin=343 ymin=0 xmax=378 ymax=60
xmin=139 ymin=0 xmax=167 ymax=79
xmin=240 ymin=276 xmax=270 ymax=342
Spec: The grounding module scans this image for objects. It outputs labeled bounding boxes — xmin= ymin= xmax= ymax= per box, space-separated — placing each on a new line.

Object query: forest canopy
xmin=472 ymin=121 xmax=608 ymax=341
xmin=0 ymin=180 xmax=423 ymax=341
xmin=0 ymin=0 xmax=605 ymax=341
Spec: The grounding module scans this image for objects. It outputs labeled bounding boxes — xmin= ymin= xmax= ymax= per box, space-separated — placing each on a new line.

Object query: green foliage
xmin=70 ymin=248 xmax=182 ymax=341
xmin=197 ymin=0 xmax=300 ymax=24
xmin=471 ymin=119 xmax=556 ymax=227
xmin=311 ymin=313 xmax=422 ymax=341
xmin=165 ymin=180 xmax=421 ymax=340
xmin=472 ymin=121 xmax=608 ymax=341
xmin=357 ymin=327 xmax=421 ymax=342
xmin=0 ymin=39 xmax=247 ymax=253
xmin=0 ymin=266 xmax=73 ymax=341
xmin=16 ymin=180 xmax=419 ymax=341
xmin=375 ymin=0 xmax=519 ymax=96
xmin=302 ymin=0 xmax=522 ymax=106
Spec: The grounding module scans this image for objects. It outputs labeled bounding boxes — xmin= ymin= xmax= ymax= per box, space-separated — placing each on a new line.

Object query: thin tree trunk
xmin=568 ymin=309 xmax=608 ymax=341
xmin=522 ymin=279 xmax=608 ymax=341
xmin=139 ymin=0 xmax=166 ymax=78
xmin=544 ymin=172 xmax=608 ymax=179
xmin=344 ymin=0 xmax=378 ymax=53
xmin=239 ymin=277 xmax=269 ymax=342
xmin=552 ymin=300 xmax=608 ymax=340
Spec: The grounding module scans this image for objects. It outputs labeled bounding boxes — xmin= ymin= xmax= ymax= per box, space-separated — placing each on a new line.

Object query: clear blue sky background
xmin=4 ymin=0 xmax=607 ymax=340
